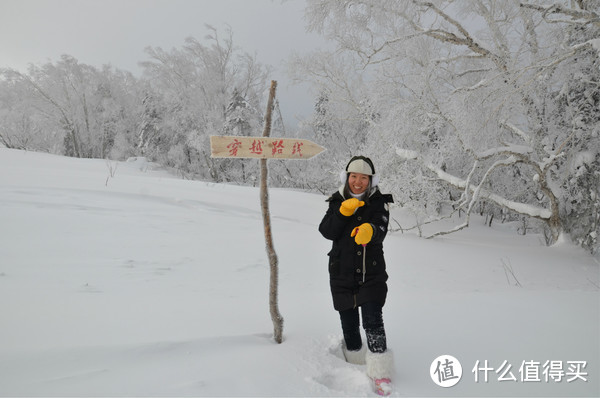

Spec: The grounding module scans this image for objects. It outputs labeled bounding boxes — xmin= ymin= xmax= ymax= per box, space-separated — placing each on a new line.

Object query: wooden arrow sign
xmin=210 ymin=135 xmax=325 ymax=159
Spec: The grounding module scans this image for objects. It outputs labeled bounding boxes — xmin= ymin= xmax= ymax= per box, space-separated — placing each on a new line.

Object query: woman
xmin=319 ymin=156 xmax=394 ymax=395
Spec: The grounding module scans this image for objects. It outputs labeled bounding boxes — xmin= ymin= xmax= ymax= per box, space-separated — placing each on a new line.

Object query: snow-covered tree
xmin=0 ymin=26 xmax=274 ymax=184
xmin=299 ymin=0 xmax=599 ymax=252
xmin=0 ymin=57 xmax=142 ymax=159
xmin=287 ymin=50 xmax=376 ymax=193
xmin=0 ymin=71 xmax=60 ymax=152
xmin=134 ymin=87 xmax=163 ymax=158
xmin=140 ymin=25 xmax=270 ymax=182
xmin=544 ymin=7 xmax=600 ymax=252
xmin=221 ymin=88 xmax=263 ymax=184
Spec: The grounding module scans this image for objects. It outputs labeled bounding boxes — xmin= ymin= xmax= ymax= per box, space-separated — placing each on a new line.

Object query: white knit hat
xmin=340 ymin=156 xmax=379 ymax=187
xmin=347 ymin=157 xmax=375 ymax=175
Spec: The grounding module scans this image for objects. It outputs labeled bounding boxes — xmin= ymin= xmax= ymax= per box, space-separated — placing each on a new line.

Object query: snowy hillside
xmin=0 ymin=148 xmax=598 ymax=397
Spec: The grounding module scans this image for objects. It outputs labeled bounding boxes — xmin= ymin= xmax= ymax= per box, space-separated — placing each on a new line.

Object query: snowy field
xmin=0 ymin=147 xmax=598 ymax=397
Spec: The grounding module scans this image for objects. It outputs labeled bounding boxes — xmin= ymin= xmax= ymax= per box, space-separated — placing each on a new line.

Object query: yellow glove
xmin=339 ymin=198 xmax=365 ymax=217
xmin=351 ymin=223 xmax=373 ymax=245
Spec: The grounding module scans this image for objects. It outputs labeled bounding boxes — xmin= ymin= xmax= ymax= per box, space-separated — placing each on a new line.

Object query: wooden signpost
xmin=210 ymin=81 xmax=325 ymax=344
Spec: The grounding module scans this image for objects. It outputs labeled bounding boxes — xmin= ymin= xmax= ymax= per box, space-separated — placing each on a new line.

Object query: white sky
xmin=0 ymin=0 xmax=328 ymax=130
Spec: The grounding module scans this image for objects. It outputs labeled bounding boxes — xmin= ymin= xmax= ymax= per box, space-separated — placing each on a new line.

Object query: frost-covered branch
xmin=520 ymin=2 xmax=600 ymax=27
xmin=427 ymin=156 xmax=524 ymax=239
xmin=487 ymin=41 xmax=591 ymax=124
xmin=396 ymin=147 xmax=554 ymax=221
xmin=476 ymin=144 xmax=533 ymax=159
xmin=500 ymin=121 xmax=532 ymax=144
xmin=412 ymin=0 xmax=508 ymax=71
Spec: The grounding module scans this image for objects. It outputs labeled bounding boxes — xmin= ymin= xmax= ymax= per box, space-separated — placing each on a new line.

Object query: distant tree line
xmin=0 ymin=25 xmax=295 ymax=185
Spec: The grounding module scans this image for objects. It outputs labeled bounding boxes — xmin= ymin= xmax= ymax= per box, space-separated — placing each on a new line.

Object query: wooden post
xmin=261 ymin=80 xmax=284 ymax=344
xmin=210 ymin=82 xmax=325 ymax=344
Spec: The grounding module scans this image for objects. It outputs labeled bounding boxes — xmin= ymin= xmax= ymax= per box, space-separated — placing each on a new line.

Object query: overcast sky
xmin=0 ymin=0 xmax=328 ymax=130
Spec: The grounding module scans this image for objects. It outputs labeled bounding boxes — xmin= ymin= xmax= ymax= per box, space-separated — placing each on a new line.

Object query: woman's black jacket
xmin=319 ymin=188 xmax=393 ymax=311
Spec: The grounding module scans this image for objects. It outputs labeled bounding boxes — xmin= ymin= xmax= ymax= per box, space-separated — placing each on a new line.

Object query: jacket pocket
xmin=328 ymin=257 xmax=341 ymax=276
xmin=368 ymin=250 xmax=386 ymax=272
xmin=327 ymin=244 xmax=342 ymax=276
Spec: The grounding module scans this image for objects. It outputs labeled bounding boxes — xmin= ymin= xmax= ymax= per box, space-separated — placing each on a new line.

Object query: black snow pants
xmin=339 ymin=301 xmax=387 ymax=353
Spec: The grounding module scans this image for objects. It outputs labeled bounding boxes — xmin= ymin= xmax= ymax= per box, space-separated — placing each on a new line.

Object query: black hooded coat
xmin=319 ymin=187 xmax=394 ymax=311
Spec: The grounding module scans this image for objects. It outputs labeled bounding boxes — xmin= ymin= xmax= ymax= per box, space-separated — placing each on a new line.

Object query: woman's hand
xmin=339 ymin=198 xmax=365 ymax=216
xmin=351 ymin=223 xmax=373 ymax=245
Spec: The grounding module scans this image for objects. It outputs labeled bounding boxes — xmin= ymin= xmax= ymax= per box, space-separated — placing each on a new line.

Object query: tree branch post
xmin=260 ymin=80 xmax=284 ymax=344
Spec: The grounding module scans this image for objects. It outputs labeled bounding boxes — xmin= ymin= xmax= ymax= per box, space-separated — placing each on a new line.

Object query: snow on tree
xmin=299 ymin=0 xmax=599 ymax=252
xmin=0 ymin=26 xmax=272 ymax=184
xmin=0 ymin=57 xmax=142 ymax=159
xmin=139 ymin=25 xmax=270 ymax=182
xmin=0 ymin=70 xmax=57 ymax=152
xmin=287 ymin=50 xmax=376 ymax=193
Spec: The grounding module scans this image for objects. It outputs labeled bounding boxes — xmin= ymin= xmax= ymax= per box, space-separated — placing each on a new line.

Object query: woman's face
xmin=348 ymin=172 xmax=370 ymax=195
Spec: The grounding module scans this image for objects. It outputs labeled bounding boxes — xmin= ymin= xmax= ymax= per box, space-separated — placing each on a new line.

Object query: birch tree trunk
xmin=260 ymin=80 xmax=284 ymax=344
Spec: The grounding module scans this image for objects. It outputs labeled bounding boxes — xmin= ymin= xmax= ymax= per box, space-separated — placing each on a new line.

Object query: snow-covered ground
xmin=0 ymin=148 xmax=598 ymax=397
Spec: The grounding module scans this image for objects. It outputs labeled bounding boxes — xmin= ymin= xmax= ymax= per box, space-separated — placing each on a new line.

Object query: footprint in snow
xmin=312 ymin=367 xmax=371 ymax=395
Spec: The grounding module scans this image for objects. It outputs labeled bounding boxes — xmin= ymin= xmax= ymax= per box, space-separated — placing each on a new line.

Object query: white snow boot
xmin=366 ymin=350 xmax=394 ymax=396
xmin=342 ymin=342 xmax=367 ymax=365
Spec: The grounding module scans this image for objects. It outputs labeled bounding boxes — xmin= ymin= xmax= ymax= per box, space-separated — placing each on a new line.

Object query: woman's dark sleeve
xmin=319 ymin=199 xmax=349 ymax=241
